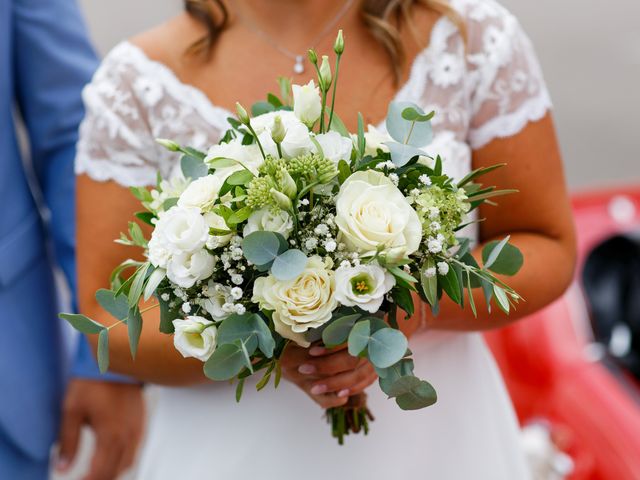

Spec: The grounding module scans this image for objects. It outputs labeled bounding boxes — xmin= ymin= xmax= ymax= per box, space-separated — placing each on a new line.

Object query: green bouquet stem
xmin=326 ymin=392 xmax=374 ymax=445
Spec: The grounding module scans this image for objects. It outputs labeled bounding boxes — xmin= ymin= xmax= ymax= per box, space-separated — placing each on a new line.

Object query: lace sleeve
xmin=465 ymin=0 xmax=552 ymax=150
xmin=75 ymin=45 xmax=164 ymax=187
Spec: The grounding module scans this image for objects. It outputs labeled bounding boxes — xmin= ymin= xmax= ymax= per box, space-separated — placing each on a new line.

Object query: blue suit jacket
xmin=0 ymin=0 xmax=124 ymax=462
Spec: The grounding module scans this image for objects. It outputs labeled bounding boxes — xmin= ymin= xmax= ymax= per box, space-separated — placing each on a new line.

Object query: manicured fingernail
xmin=338 ymin=389 xmax=350 ymax=398
xmin=298 ymin=364 xmax=316 ymax=375
xmin=310 ymin=384 xmax=327 ymax=395
xmin=309 ymin=346 xmax=326 ymax=356
xmin=56 ymin=457 xmax=69 ymax=471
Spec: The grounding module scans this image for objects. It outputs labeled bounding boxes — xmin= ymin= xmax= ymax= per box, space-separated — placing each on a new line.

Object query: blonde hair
xmin=184 ymin=0 xmax=466 ymax=84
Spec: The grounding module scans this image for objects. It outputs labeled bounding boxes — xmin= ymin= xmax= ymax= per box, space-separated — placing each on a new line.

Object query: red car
xmin=485 ymin=186 xmax=640 ymax=479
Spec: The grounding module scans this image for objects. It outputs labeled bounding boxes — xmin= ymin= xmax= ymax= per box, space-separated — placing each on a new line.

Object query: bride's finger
xmin=309 ymin=363 xmax=377 ymax=396
xmin=298 ymin=350 xmax=361 ymax=376
xmin=309 ymin=391 xmax=350 ymax=409
xmin=308 ymin=343 xmax=347 ymax=357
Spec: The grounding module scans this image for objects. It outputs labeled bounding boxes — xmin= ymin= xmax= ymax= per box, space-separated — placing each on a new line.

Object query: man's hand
xmin=56 ymin=379 xmax=145 ymax=480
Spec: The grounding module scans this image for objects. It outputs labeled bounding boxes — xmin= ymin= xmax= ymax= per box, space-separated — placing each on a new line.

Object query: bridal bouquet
xmin=61 ymin=32 xmax=523 ymax=443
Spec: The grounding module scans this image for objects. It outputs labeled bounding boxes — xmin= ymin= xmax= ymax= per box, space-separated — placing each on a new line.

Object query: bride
xmin=75 ymin=0 xmax=575 ymax=478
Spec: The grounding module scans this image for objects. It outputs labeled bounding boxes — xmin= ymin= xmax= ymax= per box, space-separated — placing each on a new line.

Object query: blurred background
xmin=58 ymin=1 xmax=639 ymax=479
xmin=78 ymin=0 xmax=640 ymax=188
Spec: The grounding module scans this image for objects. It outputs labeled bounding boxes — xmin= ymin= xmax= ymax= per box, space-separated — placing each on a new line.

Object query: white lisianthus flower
xmin=205 ymin=138 xmax=264 ymax=182
xmin=167 ymin=249 xmax=215 ymax=288
xmin=315 ymin=131 xmax=353 ymax=164
xmin=151 ymin=206 xmax=209 ymax=256
xmin=253 ymin=112 xmax=314 ymax=159
xmin=292 ymin=80 xmax=322 ymax=127
xmin=172 ymin=316 xmax=217 ymax=362
xmin=147 ymin=235 xmax=171 ymax=269
xmin=202 ymin=281 xmax=231 ymax=321
xmin=362 ymin=124 xmax=392 ymax=156
xmin=177 ymin=175 xmax=223 ymax=210
xmin=252 ymin=256 xmax=337 ymax=347
xmin=335 ymin=264 xmax=396 ymax=313
xmin=243 ymin=208 xmax=294 ymax=239
xmin=335 ymin=170 xmax=422 ymax=258
xmin=204 ymin=212 xmax=232 ymax=248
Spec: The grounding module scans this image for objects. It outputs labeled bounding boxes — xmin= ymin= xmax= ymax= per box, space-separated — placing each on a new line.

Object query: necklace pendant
xmin=293 ymin=55 xmax=304 ymax=74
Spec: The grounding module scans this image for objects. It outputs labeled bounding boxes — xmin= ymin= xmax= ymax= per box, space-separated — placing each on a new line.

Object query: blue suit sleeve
xmin=12 ymin=0 xmax=132 ymax=382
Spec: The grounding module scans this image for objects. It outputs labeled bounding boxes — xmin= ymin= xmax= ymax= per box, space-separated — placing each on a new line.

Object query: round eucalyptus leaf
xmin=204 ymin=343 xmax=246 ymax=381
xmin=395 ymin=380 xmax=437 ymax=410
xmin=271 ymin=249 xmax=308 ymax=281
xmin=180 ymin=154 xmax=208 ymax=180
xmin=384 ymin=142 xmax=426 ymax=168
xmin=217 ymin=314 xmax=259 ymax=355
xmin=322 ymin=314 xmax=361 ymax=347
xmin=348 ymin=320 xmax=371 ymax=356
xmin=368 ymin=328 xmax=408 ymax=369
xmin=481 ymin=239 xmax=523 ymax=276
xmin=385 ymin=101 xmax=433 ymax=147
xmin=242 ymin=231 xmax=282 ymax=265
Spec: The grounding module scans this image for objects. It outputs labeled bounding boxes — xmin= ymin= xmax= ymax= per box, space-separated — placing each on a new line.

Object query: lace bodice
xmin=75 ymin=0 xmax=551 ymax=187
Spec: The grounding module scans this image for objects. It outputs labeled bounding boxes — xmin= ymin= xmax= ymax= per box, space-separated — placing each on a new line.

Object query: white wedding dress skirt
xmin=74 ymin=1 xmax=553 ymax=477
xmin=137 ymin=331 xmax=530 ymax=480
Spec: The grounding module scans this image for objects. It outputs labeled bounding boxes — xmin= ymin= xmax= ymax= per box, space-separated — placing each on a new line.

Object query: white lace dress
xmin=76 ymin=1 xmax=551 ymax=478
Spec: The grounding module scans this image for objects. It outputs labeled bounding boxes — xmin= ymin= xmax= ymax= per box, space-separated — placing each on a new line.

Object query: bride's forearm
xmin=422 ymin=230 xmax=576 ymax=331
xmin=82 ymin=300 xmax=209 ymax=386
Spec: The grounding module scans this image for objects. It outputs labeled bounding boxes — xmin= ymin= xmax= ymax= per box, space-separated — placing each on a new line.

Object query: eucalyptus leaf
xmin=386 ymin=375 xmax=422 ymax=397
xmin=128 ymin=262 xmax=151 ymax=308
xmin=401 ymin=106 xmax=435 ymax=123
xmin=242 ymin=231 xmax=282 ymax=265
xmin=384 ymin=141 xmax=426 ymax=167
xmin=251 ymin=101 xmax=276 ymax=116
xmin=97 ymin=329 xmax=109 ymax=374
xmin=440 ymin=264 xmax=463 ymax=305
xmin=216 ymin=314 xmax=259 ymax=354
xmin=368 ymin=328 xmax=408 ymax=369
xmin=59 ymin=313 xmax=104 ymax=335
xmin=181 ymin=154 xmax=208 ymax=180
xmin=348 ymin=320 xmax=371 ymax=356
xmin=144 ymin=268 xmax=166 ymax=301
xmin=204 ymin=343 xmax=247 ymax=381
xmin=482 ymin=236 xmax=510 ymax=270
xmin=95 ymin=289 xmax=129 ymax=321
xmin=158 ymin=295 xmax=177 ymax=334
xmin=482 ymin=239 xmax=523 ymax=276
xmin=128 ymin=306 xmax=143 ymax=359
xmin=395 ymin=380 xmax=437 ymax=410
xmin=270 ymin=249 xmax=308 ymax=281
xmin=322 ymin=314 xmax=361 ymax=347
xmin=385 ymin=101 xmax=433 ymax=147
xmin=420 ymin=259 xmax=438 ymax=306
xmin=378 ymin=358 xmax=415 ymax=395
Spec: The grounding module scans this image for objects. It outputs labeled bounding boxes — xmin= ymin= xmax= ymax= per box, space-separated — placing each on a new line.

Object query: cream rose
xmin=335 ymin=170 xmax=422 ymax=258
xmin=292 ymin=80 xmax=322 ymax=127
xmin=177 ymin=175 xmax=223 ymax=210
xmin=172 ymin=316 xmax=217 ymax=361
xmin=334 ymin=263 xmax=396 ymax=313
xmin=166 ymin=249 xmax=215 ymax=288
xmin=252 ymin=256 xmax=337 ymax=347
xmin=243 ymin=208 xmax=294 ymax=239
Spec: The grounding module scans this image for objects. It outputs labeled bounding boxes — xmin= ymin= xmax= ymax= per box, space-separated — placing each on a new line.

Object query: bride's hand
xmin=280 ymin=343 xmax=378 ymax=409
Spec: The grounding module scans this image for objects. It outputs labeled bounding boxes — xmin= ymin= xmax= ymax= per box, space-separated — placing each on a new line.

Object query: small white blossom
xmin=437 ymin=261 xmax=450 ymax=275
xmin=305 ymin=238 xmax=318 ymax=250
xmin=222 ymin=302 xmax=235 ymax=313
xmin=428 ymin=238 xmax=443 ymax=253
xmin=424 ymin=267 xmax=437 ymax=278
xmin=388 ymin=173 xmax=399 ymax=185
xmin=429 ymin=207 xmax=440 ymax=220
xmin=231 ymin=274 xmax=244 ymax=285
xmin=419 ymin=174 xmax=432 ymax=186
xmin=161 ymin=293 xmax=170 ymax=301
xmin=230 ymin=287 xmax=243 ymax=300
xmin=234 ymin=304 xmax=246 ymax=315
xmin=437 ymin=233 xmax=445 ymax=243
xmin=325 ymin=240 xmax=337 ymax=252
xmin=340 ymin=260 xmax=351 ymax=269
xmin=430 ymin=221 xmax=441 ymax=231
xmin=181 ymin=302 xmax=192 ymax=314
xmin=314 ymin=224 xmax=329 ymax=236
xmin=299 ymin=198 xmax=310 ymax=206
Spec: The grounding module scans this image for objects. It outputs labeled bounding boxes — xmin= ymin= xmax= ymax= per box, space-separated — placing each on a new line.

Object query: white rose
xmin=177 ymin=175 xmax=223 ymax=210
xmin=315 ymin=131 xmax=353 ymax=164
xmin=335 ymin=170 xmax=422 ymax=258
xmin=334 ymin=264 xmax=396 ymax=313
xmin=243 ymin=208 xmax=294 ymax=239
xmin=252 ymin=256 xmax=337 ymax=347
xmin=147 ymin=235 xmax=171 ymax=268
xmin=204 ymin=212 xmax=232 ymax=248
xmin=172 ymin=316 xmax=217 ymax=361
xmin=202 ymin=281 xmax=231 ymax=321
xmin=167 ymin=249 xmax=215 ymax=288
xmin=152 ymin=206 xmax=209 ymax=255
xmin=363 ymin=124 xmax=392 ymax=156
xmin=292 ymin=80 xmax=322 ymax=127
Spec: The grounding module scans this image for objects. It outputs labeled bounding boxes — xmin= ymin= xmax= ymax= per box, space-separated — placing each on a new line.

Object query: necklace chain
xmin=234 ymin=0 xmax=356 ymax=74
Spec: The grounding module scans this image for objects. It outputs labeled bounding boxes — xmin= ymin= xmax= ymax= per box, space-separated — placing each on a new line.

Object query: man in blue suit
xmin=1 ymin=0 xmax=145 ymax=478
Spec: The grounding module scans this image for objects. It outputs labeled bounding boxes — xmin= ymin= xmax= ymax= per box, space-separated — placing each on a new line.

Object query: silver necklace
xmin=235 ymin=0 xmax=356 ymax=74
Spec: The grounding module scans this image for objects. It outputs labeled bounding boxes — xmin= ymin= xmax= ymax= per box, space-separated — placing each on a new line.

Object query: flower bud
xmin=334 ymin=30 xmax=344 ymax=55
xmin=307 ymin=49 xmax=318 ymax=65
xmin=279 ymin=169 xmax=297 ymax=199
xmin=319 ymin=55 xmax=332 ymax=91
xmin=270 ymin=188 xmax=292 ymax=210
xmin=156 ymin=138 xmax=180 ymax=152
xmin=271 ymin=115 xmax=286 ymax=144
xmin=235 ymin=102 xmax=250 ymax=125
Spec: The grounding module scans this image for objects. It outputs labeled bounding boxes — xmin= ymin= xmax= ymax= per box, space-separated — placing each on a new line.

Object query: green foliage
xmin=58 ymin=313 xmax=104 ymax=335
xmin=385 ymin=101 xmax=433 ymax=147
xmin=420 ymin=259 xmax=438 ymax=307
xmin=368 ymin=328 xmax=408 ymax=369
xmin=385 ymin=142 xmax=426 ymax=167
xmin=95 ymin=289 xmax=129 ymax=321
xmin=347 ymin=320 xmax=370 ymax=356
xmin=270 ymin=249 xmax=308 ymax=281
xmin=128 ymin=306 xmax=143 ymax=359
xmin=97 ymin=329 xmax=109 ymax=374
xmin=440 ymin=264 xmax=464 ymax=306
xmin=180 ymin=154 xmax=207 ymax=179
xmin=217 ymin=313 xmax=275 ymax=358
xmin=482 ymin=237 xmax=524 ymax=276
xmin=322 ymin=313 xmax=361 ymax=347
xmin=204 ymin=343 xmax=249 ymax=381
xmin=242 ymin=231 xmax=284 ymax=266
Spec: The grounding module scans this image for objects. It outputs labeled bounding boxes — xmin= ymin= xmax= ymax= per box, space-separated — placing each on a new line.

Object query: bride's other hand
xmin=280 ymin=344 xmax=378 ymax=409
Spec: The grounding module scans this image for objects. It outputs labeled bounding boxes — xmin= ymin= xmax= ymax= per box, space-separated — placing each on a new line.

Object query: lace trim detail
xmin=468 ymin=88 xmax=552 ymax=149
